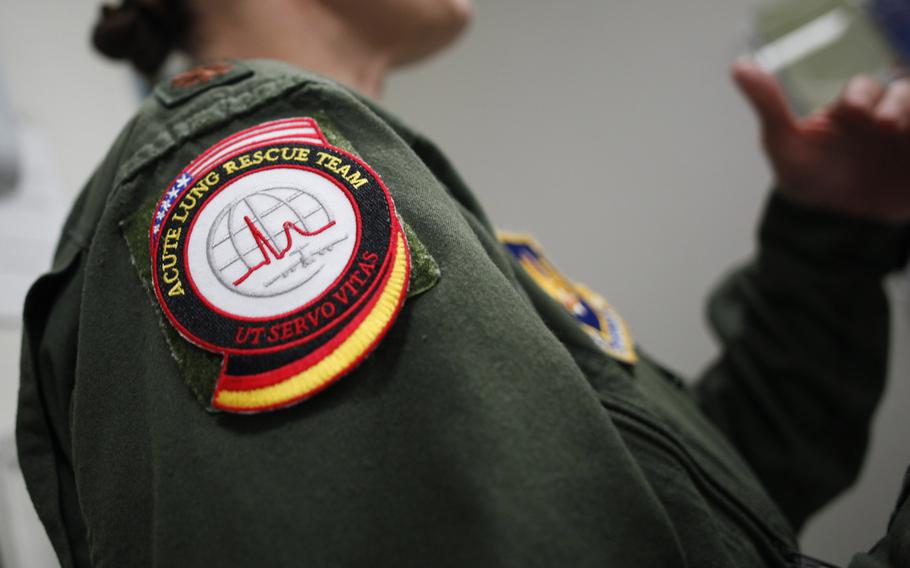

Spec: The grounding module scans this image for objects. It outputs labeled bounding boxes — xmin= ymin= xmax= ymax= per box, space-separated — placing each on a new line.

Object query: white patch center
xmin=186 ymin=167 xmax=358 ymax=319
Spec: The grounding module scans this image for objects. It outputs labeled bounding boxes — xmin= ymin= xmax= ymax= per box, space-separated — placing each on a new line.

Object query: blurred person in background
xmin=16 ymin=0 xmax=910 ymax=566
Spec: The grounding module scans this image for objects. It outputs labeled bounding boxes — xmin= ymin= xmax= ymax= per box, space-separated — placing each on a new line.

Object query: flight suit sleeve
xmin=50 ymin=70 xmax=692 ymax=567
xmin=694 ymin=192 xmax=910 ymax=531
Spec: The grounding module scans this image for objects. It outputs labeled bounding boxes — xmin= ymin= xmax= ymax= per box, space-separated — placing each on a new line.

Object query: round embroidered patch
xmin=150 ymin=118 xmax=410 ymax=413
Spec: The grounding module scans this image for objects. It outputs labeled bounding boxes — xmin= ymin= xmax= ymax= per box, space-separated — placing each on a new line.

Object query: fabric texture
xmin=16 ymin=59 xmax=910 ymax=568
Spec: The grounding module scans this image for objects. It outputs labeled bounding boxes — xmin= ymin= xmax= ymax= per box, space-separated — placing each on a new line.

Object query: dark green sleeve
xmin=695 ymin=193 xmax=909 ymax=530
xmin=30 ymin=67 xmax=691 ymax=567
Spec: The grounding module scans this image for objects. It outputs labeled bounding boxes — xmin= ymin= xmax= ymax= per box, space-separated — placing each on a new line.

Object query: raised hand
xmin=734 ymin=60 xmax=910 ymax=223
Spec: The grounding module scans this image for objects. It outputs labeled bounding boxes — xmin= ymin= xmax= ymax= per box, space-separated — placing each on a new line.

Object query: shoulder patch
xmin=147 ymin=117 xmax=409 ymax=413
xmin=499 ymin=232 xmax=637 ymax=364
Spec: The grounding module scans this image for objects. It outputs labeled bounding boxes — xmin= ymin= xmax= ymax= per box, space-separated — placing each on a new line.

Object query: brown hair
xmin=92 ymin=0 xmax=193 ymax=76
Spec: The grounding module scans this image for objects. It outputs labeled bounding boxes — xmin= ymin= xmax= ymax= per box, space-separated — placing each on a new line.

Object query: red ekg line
xmin=233 ymin=216 xmax=337 ymax=286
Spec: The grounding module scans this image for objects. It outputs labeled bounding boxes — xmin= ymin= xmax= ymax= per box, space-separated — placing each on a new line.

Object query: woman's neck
xmin=191 ymin=0 xmax=391 ymax=99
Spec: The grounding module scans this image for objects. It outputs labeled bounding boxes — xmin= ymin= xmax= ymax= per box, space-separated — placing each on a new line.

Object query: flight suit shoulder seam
xmin=109 ymin=74 xmax=319 ymax=201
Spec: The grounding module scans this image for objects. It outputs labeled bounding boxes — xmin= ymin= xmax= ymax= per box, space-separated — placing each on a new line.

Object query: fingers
xmin=830 ymin=76 xmax=884 ymax=130
xmin=732 ymin=59 xmax=796 ymax=137
xmin=831 ymin=75 xmax=910 ymax=133
xmin=874 ymin=78 xmax=910 ymax=131
xmin=837 ymin=75 xmax=886 ymax=115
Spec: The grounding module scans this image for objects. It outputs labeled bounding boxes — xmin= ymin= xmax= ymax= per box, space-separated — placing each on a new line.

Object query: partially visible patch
xmin=155 ymin=61 xmax=254 ymax=108
xmin=170 ymin=62 xmax=234 ymax=88
xmin=147 ymin=117 xmax=410 ymax=413
xmin=499 ymin=232 xmax=637 ymax=364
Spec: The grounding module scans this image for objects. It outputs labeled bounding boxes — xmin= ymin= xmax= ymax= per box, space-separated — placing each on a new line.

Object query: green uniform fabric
xmin=16 ymin=59 xmax=910 ymax=567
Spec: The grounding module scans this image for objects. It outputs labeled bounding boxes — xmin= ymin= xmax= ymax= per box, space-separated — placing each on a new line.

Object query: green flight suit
xmin=16 ymin=59 xmax=910 ymax=567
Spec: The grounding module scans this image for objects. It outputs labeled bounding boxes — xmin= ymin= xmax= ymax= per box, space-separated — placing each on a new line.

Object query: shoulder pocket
xmin=21 ymin=241 xmax=85 ymax=423
xmin=18 ymin=243 xmax=90 ymax=567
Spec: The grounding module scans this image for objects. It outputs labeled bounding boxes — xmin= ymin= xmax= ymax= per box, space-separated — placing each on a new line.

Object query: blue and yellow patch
xmin=499 ymin=232 xmax=637 ymax=364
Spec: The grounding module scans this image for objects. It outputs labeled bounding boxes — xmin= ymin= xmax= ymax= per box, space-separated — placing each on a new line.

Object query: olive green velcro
xmin=403 ymin=221 xmax=440 ymax=297
xmin=121 ymin=195 xmax=223 ymax=409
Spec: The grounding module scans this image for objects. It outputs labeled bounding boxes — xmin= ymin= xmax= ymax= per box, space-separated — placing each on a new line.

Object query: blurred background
xmin=1 ymin=1 xmax=908 ymax=566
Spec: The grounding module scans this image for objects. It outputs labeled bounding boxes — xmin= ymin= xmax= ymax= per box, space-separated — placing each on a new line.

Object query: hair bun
xmin=92 ymin=1 xmax=183 ymax=76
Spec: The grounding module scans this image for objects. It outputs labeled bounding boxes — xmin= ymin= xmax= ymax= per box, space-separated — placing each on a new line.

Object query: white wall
xmin=0 ymin=0 xmax=906 ymax=566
